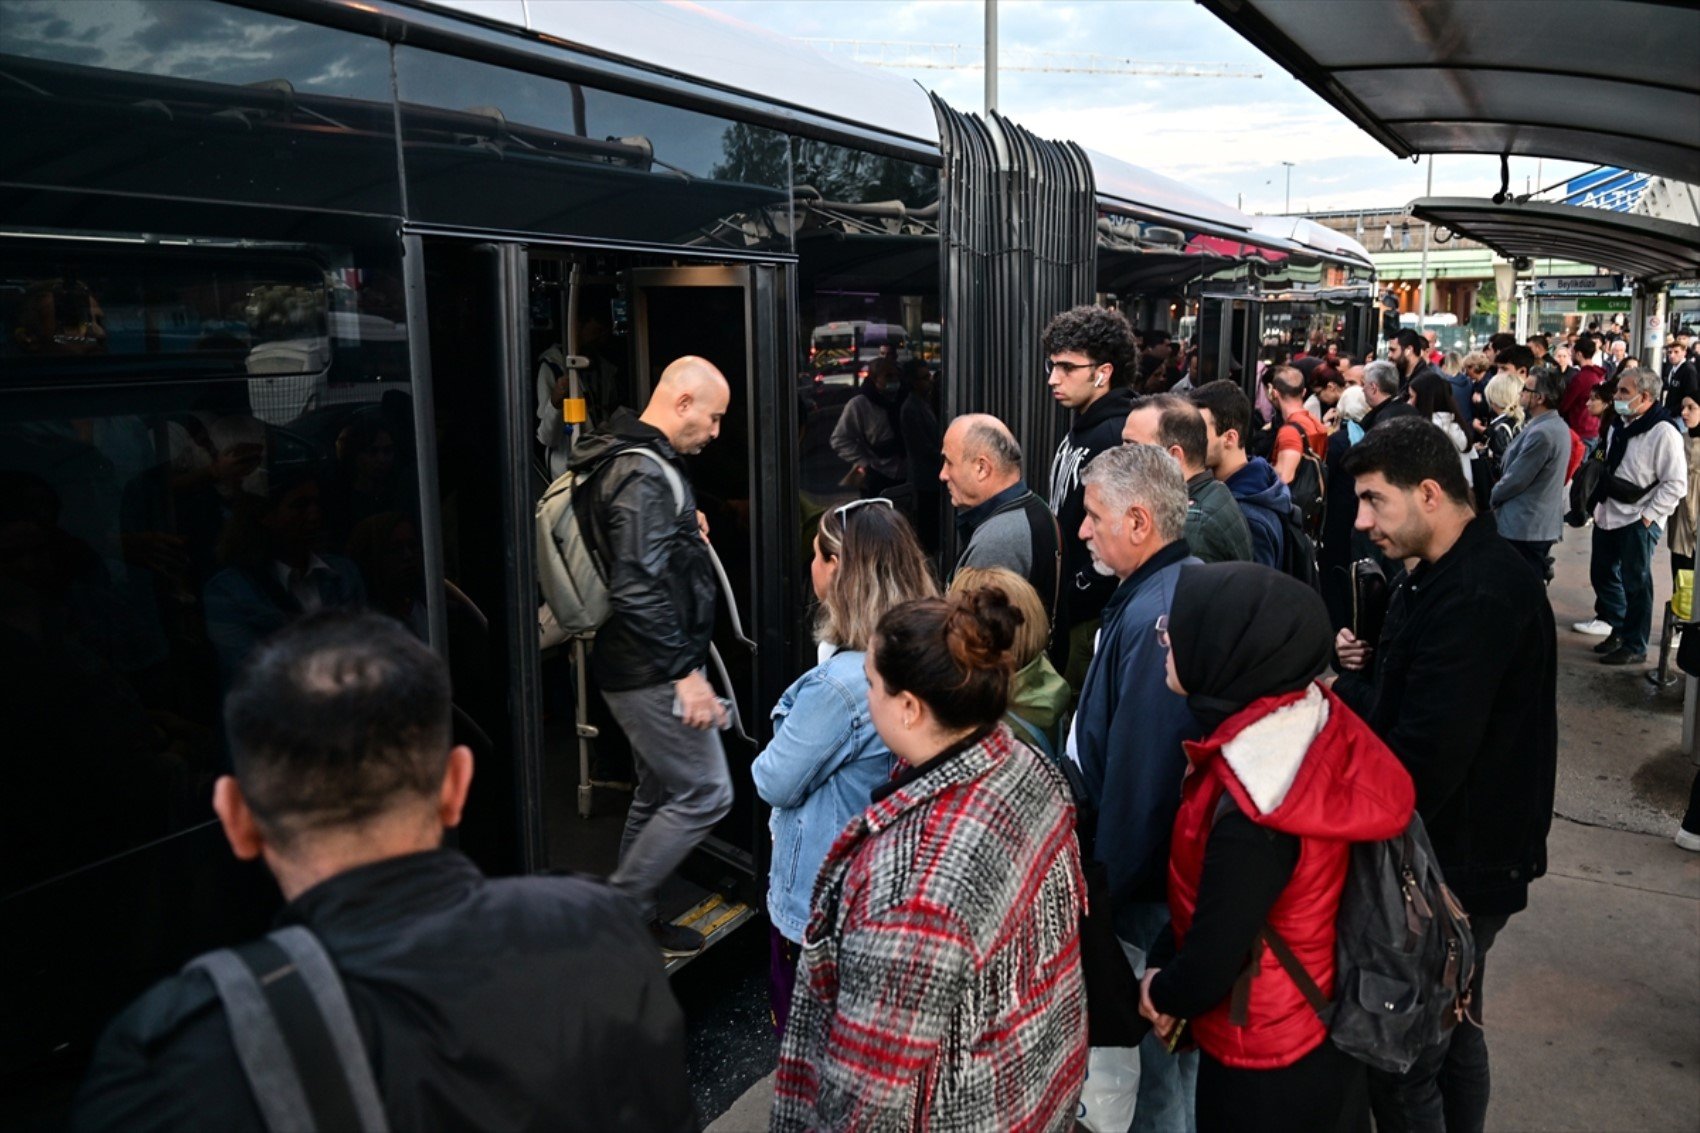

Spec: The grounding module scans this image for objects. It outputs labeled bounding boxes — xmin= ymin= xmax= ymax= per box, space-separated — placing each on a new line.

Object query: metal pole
xmin=984 ymin=0 xmax=997 ymax=113
xmin=1281 ymin=161 xmax=1293 ymax=214
xmin=1416 ymin=154 xmax=1433 ymax=330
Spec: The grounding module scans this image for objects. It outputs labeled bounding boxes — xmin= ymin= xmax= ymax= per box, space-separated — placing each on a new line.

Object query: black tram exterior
xmin=0 ymin=0 xmax=1371 ymax=1109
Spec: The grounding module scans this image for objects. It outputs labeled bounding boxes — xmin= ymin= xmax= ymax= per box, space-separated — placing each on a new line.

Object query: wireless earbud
xmin=1093 ymin=374 xmax=1107 ymax=388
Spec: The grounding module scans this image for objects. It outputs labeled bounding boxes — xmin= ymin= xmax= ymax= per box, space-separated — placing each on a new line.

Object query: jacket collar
xmin=1408 ymin=513 xmax=1498 ymax=594
xmin=957 ymin=480 xmax=1029 ymax=539
xmin=1073 ymin=386 xmax=1135 ymax=431
xmin=862 ymin=723 xmax=1014 ymax=834
xmin=1104 ymin=538 xmax=1191 ymax=613
xmin=279 ymin=848 xmax=483 ymax=936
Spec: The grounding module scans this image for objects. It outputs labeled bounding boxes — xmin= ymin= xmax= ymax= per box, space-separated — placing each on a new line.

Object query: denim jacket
xmin=752 ymin=649 xmax=893 ymax=942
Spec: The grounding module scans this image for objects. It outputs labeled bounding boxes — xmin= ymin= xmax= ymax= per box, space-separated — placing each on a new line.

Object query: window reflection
xmin=394 ymin=48 xmax=792 ymax=250
xmin=0 ymin=236 xmax=421 ymax=899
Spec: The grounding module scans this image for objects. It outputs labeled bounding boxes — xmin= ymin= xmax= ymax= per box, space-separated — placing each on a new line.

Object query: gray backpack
xmin=535 ymin=447 xmax=685 ymax=637
xmin=188 ymin=926 xmax=389 ymax=1132
xmin=1227 ymin=807 xmax=1477 ymax=1075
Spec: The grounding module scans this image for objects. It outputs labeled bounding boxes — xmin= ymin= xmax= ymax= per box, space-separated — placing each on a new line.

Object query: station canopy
xmin=1408 ymin=198 xmax=1700 ymax=285
xmin=1198 ymin=0 xmax=1700 ymax=185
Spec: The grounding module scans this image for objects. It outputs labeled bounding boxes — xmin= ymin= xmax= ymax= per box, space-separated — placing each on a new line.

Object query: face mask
xmin=1613 ymin=399 xmax=1633 ymax=416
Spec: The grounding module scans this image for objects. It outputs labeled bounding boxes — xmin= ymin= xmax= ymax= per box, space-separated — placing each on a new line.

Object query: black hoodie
xmin=1047 ymin=387 xmax=1135 ymax=640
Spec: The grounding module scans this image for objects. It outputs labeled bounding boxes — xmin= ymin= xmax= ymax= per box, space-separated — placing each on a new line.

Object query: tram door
xmin=421 ymin=241 xmax=792 ymax=940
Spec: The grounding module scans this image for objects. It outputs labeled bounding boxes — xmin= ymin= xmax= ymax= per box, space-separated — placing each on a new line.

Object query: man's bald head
xmin=939 ymin=413 xmax=1021 ymax=509
xmin=642 ymin=355 xmax=730 ymax=455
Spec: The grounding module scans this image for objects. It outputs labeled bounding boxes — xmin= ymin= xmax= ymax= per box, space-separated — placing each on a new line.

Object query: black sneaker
xmin=649 ymin=919 xmax=705 ymax=958
xmin=1592 ymin=634 xmax=1623 ymax=654
xmin=1599 ymin=647 xmax=1647 ymax=666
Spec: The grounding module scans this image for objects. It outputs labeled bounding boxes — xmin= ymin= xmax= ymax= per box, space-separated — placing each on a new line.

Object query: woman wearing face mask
xmin=751 ymin=498 xmax=936 ymax=1036
xmin=1138 ymin=562 xmax=1414 ymax=1133
xmin=771 ymin=588 xmax=1087 ymax=1132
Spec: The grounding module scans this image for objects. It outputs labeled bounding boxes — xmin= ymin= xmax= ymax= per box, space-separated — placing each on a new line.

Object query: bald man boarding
xmin=568 ymin=356 xmax=733 ymax=958
xmin=940 ymin=413 xmax=1063 ymax=618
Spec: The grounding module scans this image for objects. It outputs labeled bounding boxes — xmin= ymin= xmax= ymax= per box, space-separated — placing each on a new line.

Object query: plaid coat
xmin=772 ymin=724 xmax=1087 ymax=1132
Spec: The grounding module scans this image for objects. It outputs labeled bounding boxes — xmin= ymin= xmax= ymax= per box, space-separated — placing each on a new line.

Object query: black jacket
xmin=72 ymin=850 xmax=696 ymax=1133
xmin=1047 ymin=387 xmax=1135 ymax=638
xmin=1662 ymin=359 xmax=1699 ymax=416
xmin=571 ymin=410 xmax=716 ymax=691
xmin=1334 ymin=516 xmax=1557 ymax=917
xmin=1363 ymin=397 xmax=1420 ymax=433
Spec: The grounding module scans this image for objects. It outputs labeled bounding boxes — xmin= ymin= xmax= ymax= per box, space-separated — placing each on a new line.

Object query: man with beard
xmin=1069 ymin=443 xmax=1203 ymax=1133
xmin=1332 ymin=418 xmax=1556 ymax=1133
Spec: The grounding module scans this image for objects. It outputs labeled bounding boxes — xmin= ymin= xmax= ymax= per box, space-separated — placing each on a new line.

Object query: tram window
xmin=0 ymin=239 xmax=424 ymax=902
xmin=394 ymin=48 xmax=791 ymax=250
xmin=0 ymin=0 xmax=400 ymax=213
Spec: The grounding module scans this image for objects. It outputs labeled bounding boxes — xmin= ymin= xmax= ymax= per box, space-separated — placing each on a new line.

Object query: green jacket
xmin=1185 ymin=471 xmax=1254 ymax=564
xmin=1007 ymin=652 xmax=1071 ymax=756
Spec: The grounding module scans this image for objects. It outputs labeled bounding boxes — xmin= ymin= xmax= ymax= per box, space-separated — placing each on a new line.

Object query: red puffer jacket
xmin=1167 ymin=683 xmax=1414 ymax=1070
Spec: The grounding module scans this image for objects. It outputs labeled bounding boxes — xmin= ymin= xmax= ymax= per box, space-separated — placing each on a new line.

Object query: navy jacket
xmin=1223 ymin=457 xmax=1291 ymax=569
xmin=1072 ymin=540 xmax=1203 ymax=912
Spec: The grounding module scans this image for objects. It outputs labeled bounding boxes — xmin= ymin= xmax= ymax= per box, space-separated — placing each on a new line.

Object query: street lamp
xmin=1281 ymin=161 xmax=1294 ymax=214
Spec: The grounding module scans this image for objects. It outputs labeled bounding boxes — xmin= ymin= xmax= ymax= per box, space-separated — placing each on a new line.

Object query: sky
xmin=693 ymin=0 xmax=1596 ymax=218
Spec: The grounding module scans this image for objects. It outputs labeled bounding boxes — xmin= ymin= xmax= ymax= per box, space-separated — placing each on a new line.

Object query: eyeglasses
xmin=1044 ymin=359 xmax=1096 ymax=376
xmin=1154 ymin=613 xmax=1170 ymax=648
xmin=832 ymin=497 xmax=895 ymax=521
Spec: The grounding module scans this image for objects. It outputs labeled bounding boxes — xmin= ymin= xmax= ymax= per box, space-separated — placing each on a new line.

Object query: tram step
xmin=662 ymin=893 xmax=755 ymax=976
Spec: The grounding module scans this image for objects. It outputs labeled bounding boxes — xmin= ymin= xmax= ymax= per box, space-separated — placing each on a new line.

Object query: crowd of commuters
xmin=69 ymin=316 xmax=1700 ymax=1132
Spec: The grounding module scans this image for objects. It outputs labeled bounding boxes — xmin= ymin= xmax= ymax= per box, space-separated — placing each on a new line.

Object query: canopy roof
xmin=1407 ymin=198 xmax=1700 ymax=284
xmin=1199 ymin=0 xmax=1700 ymax=184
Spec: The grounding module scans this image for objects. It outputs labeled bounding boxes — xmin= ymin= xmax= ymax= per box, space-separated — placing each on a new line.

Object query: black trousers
xmin=1196 ymin=1038 xmax=1369 ymax=1133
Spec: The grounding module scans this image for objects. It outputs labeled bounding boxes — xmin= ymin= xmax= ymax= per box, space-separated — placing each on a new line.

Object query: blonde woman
xmin=950 ymin=566 xmax=1070 ymax=756
xmin=751 ymin=498 xmax=937 ymax=1035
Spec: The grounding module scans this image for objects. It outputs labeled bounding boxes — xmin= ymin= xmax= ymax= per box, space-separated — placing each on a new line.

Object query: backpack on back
xmin=1230 ymin=807 xmax=1477 ymax=1075
xmin=535 ymin=447 xmax=685 ymax=636
xmin=1276 ymin=505 xmax=1321 ymax=593
xmin=1280 ymin=421 xmax=1327 ymax=535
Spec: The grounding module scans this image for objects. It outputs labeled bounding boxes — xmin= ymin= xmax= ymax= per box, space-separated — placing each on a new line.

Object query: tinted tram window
xmin=394 ymin=47 xmax=792 ymax=250
xmin=0 ymin=0 xmax=400 ymax=213
xmin=0 ymin=235 xmax=423 ymax=1080
xmin=792 ymin=145 xmax=944 ymax=554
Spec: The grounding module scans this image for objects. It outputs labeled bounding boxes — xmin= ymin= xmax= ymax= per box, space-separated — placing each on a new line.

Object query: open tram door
xmin=419 ymin=241 xmax=795 ymax=969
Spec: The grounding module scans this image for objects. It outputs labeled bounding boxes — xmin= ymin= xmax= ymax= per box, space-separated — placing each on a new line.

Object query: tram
xmin=0 ymin=0 xmax=1370 ymax=1109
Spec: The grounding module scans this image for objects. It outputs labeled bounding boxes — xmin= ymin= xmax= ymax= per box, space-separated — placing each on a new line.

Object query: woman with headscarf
xmin=1138 ymin=562 xmax=1414 ymax=1133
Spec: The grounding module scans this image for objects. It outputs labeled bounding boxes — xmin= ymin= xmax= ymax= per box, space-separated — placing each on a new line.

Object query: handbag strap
xmin=188 ymin=927 xmax=390 ymax=1133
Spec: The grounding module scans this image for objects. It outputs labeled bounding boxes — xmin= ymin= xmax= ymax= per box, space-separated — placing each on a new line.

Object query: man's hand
xmin=1335 ymin=627 xmax=1372 ymax=671
xmin=696 ymin=509 xmax=711 ymax=542
xmin=675 ymin=669 xmax=727 ymax=731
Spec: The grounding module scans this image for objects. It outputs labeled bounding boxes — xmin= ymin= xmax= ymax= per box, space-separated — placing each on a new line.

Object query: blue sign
xmin=1564 ymin=167 xmax=1649 ymax=213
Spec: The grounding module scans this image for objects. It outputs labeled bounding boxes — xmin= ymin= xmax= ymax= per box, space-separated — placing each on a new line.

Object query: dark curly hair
xmin=1042 ymin=305 xmax=1138 ymax=388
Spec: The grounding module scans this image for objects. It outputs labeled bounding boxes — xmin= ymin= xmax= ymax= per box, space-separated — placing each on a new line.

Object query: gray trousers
xmin=601 ymin=681 xmax=735 ymax=922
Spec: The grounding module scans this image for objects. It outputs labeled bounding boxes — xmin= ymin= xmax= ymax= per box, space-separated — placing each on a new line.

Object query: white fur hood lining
xmin=1218 ymin=684 xmax=1329 ymax=816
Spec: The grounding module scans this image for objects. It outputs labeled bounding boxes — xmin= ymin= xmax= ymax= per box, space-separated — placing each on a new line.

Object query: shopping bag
xmin=1076 ymin=1046 xmax=1140 ymax=1133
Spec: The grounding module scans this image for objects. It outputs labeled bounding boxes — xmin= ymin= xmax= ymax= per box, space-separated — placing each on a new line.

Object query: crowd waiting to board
xmin=69 ymin=314 xmax=1700 ymax=1133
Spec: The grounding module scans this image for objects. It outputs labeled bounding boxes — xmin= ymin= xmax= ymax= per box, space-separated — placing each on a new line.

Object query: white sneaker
xmin=1572 ymin=618 xmax=1614 ymax=636
xmin=1676 ymin=828 xmax=1700 ymax=852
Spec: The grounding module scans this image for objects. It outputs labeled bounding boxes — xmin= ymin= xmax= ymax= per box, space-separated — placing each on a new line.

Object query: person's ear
xmin=899 ymin=690 xmax=922 ymax=731
xmin=213 ymin=776 xmax=265 ymax=862
xmin=439 ymin=745 xmax=475 ymax=829
xmin=673 ymin=389 xmax=694 ymax=419
xmin=1168 ymin=444 xmax=1186 ymax=467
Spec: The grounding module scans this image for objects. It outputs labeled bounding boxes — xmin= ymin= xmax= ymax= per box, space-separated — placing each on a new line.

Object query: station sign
xmin=1565 ymin=167 xmax=1650 ymax=213
xmin=1531 ymin=274 xmax=1624 ymax=294
xmin=1575 ymin=297 xmax=1632 ymax=313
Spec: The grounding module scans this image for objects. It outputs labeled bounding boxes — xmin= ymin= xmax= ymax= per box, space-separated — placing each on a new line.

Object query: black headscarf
xmin=1168 ymin=562 xmax=1334 ymax=733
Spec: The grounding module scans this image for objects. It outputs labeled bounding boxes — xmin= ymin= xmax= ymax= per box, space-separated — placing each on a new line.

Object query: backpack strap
xmin=188 ymin=927 xmax=389 ymax=1133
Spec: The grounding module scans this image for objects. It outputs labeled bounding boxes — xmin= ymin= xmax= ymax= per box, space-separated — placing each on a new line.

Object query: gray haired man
xmin=1067 ymin=443 xmax=1203 ymax=1133
xmin=1361 ymin=358 xmax=1419 ymax=432
xmin=940 ymin=413 xmax=1062 ymax=616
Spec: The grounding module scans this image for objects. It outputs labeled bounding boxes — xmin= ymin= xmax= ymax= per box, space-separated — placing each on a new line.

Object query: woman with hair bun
xmin=948 ymin=566 xmax=1070 ymax=757
xmin=771 ymin=588 xmax=1088 ymax=1132
xmin=752 ymin=498 xmax=936 ymax=1036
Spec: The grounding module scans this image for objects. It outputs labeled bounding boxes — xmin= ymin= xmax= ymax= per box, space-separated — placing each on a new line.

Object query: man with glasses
xmin=1489 ymin=367 xmax=1569 ymax=580
xmin=1042 ymin=305 xmax=1138 ymax=687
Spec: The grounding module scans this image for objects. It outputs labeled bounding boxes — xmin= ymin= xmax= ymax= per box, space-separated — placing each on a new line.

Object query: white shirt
xmin=1594 ymin=415 xmax=1688 ymax=531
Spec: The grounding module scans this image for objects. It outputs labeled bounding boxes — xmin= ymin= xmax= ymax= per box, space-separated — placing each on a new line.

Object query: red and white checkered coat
xmin=772 ymin=724 xmax=1088 ymax=1132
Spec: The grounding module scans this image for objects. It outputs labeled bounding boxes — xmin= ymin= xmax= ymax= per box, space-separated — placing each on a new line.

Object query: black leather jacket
xmin=72 ymin=851 xmax=696 ymax=1132
xmin=570 ymin=411 xmax=717 ymax=691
